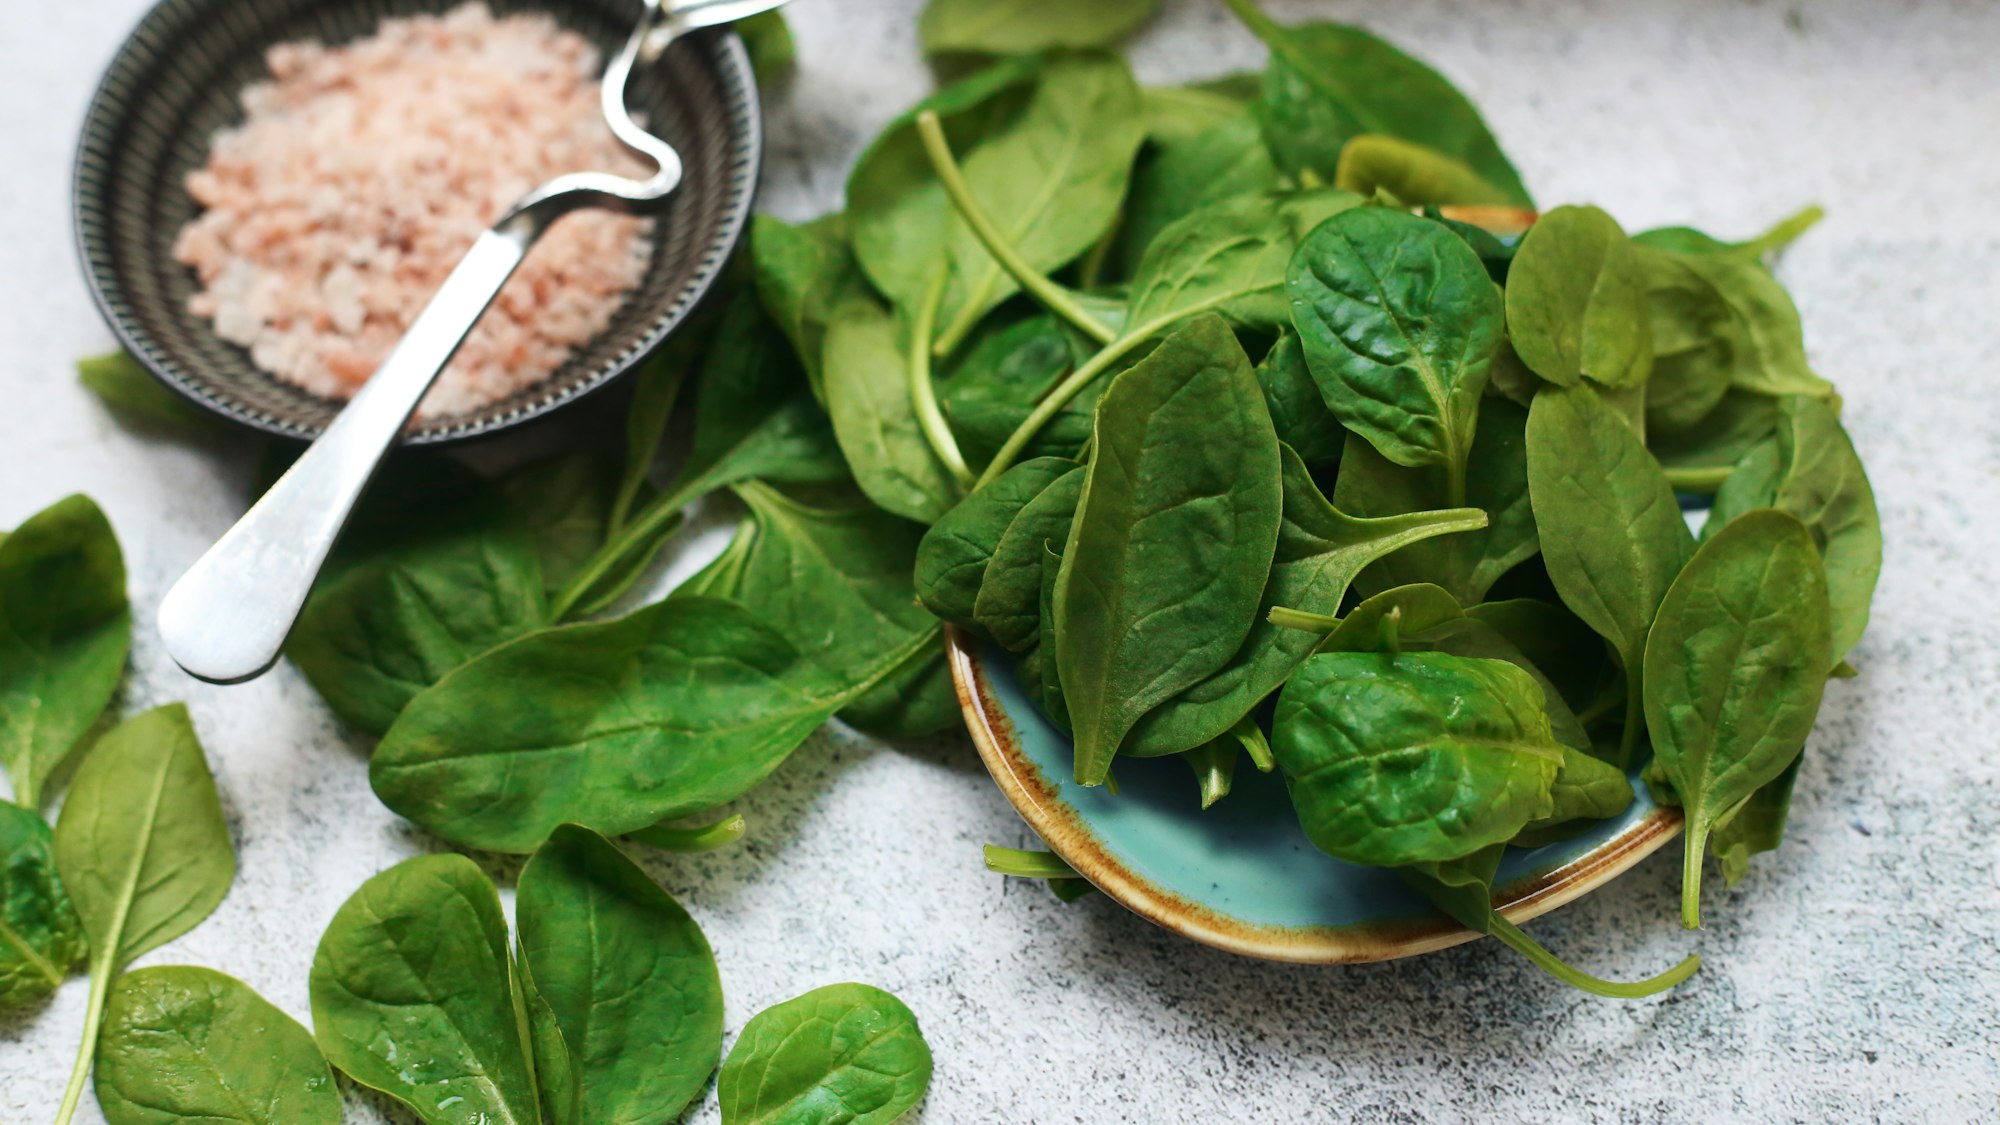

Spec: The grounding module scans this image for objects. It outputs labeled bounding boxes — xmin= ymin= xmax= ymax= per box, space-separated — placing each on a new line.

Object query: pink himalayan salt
xmin=174 ymin=2 xmax=652 ymax=418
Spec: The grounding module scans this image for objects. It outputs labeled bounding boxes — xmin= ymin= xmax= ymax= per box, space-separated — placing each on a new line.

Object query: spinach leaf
xmin=1633 ymin=205 xmax=1822 ymax=265
xmin=739 ymin=10 xmax=796 ymax=81
xmin=95 ymin=966 xmax=339 ymax=1125
xmin=1504 ymin=205 xmax=1652 ymax=389
xmin=1127 ymin=189 xmax=1363 ymax=332
xmin=1183 ymin=734 xmax=1241 ymax=809
xmin=914 ymin=457 xmax=1075 ymax=630
xmin=52 ymin=704 xmax=235 ymax=1124
xmin=1333 ymin=135 xmax=1513 ymax=206
xmin=310 ymin=854 xmax=538 ymax=1125
xmin=1334 ymin=396 xmax=1538 ymax=604
xmin=553 ymin=292 xmax=848 ymax=620
xmin=931 ymin=52 xmax=1145 ymax=347
xmin=1310 ymin=582 xmax=1465 ymax=651
xmin=1403 ymin=616 xmax=1592 ymax=752
xmin=518 ymin=825 xmax=724 ymax=1124
xmin=371 ymin=597 xmax=918 ymax=852
xmin=823 ymin=295 xmax=960 ymax=524
xmin=0 ymin=801 xmax=86 ymax=1008
xmin=1631 ymin=244 xmax=1834 ymax=402
xmin=501 ymin=452 xmax=619 ymax=595
xmin=721 ymin=482 xmax=955 ymax=738
xmin=1271 ymin=651 xmax=1561 ymax=866
xmin=1402 ymin=845 xmax=1698 ymax=997
xmin=1648 ymin=390 xmax=1779 ymax=494
xmin=1254 ymin=330 xmax=1345 ymax=467
xmin=1138 ymin=76 xmax=1260 ymax=143
xmin=838 ymin=635 xmax=960 ymax=739
xmin=1125 ymin=444 xmax=1485 ymax=757
xmin=0 ymin=494 xmax=130 ymax=809
xmin=1644 ymin=509 xmax=1831 ymax=927
xmin=1710 ymin=754 xmax=1804 ymax=887
xmin=754 ymin=213 xmax=865 ymax=398
xmin=973 ymin=466 xmax=1086 ymax=651
xmin=1054 ymin=317 xmax=1283 ymax=784
xmin=848 ymin=55 xmax=1041 ymax=320
xmin=288 ymin=473 xmax=548 ymax=736
xmin=1466 ymin=597 xmax=1617 ymax=718
xmin=920 ymin=0 xmax=1159 ymax=54
xmin=1224 ymin=1 xmax=1531 ymax=205
xmin=1512 ymin=746 xmax=1634 ymax=846
xmin=937 ymin=313 xmax=1099 ymax=467
xmin=1118 ymin=118 xmax=1279 ymax=277
xmin=1526 ymin=383 xmax=1694 ymax=767
xmin=1288 ymin=207 xmax=1502 ymax=499
xmin=1033 ymin=541 xmax=1071 ymax=732
xmin=1707 ymin=396 xmax=1881 ymax=664
xmin=77 ymin=352 xmax=222 ymax=435
xmin=718 ymin=983 xmax=933 ymax=1125
xmin=518 ymin=948 xmax=584 ymax=1125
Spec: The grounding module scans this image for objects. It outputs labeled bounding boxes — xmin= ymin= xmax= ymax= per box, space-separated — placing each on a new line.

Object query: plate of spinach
xmin=895 ymin=0 xmax=1879 ymax=995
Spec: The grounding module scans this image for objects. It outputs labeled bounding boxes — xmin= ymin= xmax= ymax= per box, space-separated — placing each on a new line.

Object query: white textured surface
xmin=4 ymin=0 xmax=1999 ymax=1121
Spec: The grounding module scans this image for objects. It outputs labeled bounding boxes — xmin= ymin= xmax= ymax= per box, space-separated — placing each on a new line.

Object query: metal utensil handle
xmin=158 ymin=222 xmax=540 ymax=683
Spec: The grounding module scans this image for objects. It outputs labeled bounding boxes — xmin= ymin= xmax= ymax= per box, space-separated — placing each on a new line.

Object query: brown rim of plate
xmin=946 ymin=627 xmax=1683 ymax=965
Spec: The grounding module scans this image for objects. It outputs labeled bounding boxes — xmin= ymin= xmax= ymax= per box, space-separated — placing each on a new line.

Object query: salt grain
xmin=174 ymin=2 xmax=653 ymax=417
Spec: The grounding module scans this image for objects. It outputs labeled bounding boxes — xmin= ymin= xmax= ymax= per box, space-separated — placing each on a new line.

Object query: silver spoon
xmin=159 ymin=0 xmax=792 ymax=684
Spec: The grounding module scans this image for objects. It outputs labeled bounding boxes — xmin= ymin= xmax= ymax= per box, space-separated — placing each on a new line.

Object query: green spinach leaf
xmin=77 ymin=352 xmax=223 ymax=435
xmin=1271 ymin=651 xmax=1561 ymax=866
xmin=96 ymin=966 xmax=339 ymax=1125
xmin=1648 ymin=390 xmax=1779 ymax=493
xmin=1288 ymin=207 xmax=1502 ymax=498
xmin=52 ymin=704 xmax=235 ymax=1124
xmin=1334 ymin=396 xmax=1537 ymax=604
xmin=1504 ymin=205 xmax=1652 ymax=389
xmin=1254 ymin=330 xmax=1345 ymax=467
xmin=0 ymin=801 xmax=86 ymax=1008
xmin=371 ymin=597 xmax=917 ymax=852
xmin=1645 ymin=509 xmax=1831 ymax=927
xmin=1224 ymin=1 xmax=1530 ymax=205
xmin=288 ymin=475 xmax=548 ymax=736
xmin=1707 ymin=395 xmax=1881 ymax=664
xmin=1526 ymin=383 xmax=1694 ymax=766
xmin=823 ymin=295 xmax=960 ymax=523
xmin=518 ymin=825 xmax=724 ymax=1124
xmin=1054 ymin=317 xmax=1282 ymax=784
xmin=920 ymin=0 xmax=1159 ymax=54
xmin=1710 ymin=754 xmax=1804 ymax=887
xmin=1127 ymin=189 xmax=1363 ymax=332
xmin=754 ymin=212 xmax=867 ymax=398
xmin=973 ymin=466 xmax=1086 ymax=651
xmin=0 ymin=494 xmax=130 ymax=809
xmin=310 ymin=854 xmax=538 ymax=1125
xmin=718 ymin=983 xmax=933 ymax=1125
xmin=1118 ymin=118 xmax=1278 ymax=277
xmin=1125 ymin=444 xmax=1485 ymax=756
xmin=914 ymin=457 xmax=1075 ymax=630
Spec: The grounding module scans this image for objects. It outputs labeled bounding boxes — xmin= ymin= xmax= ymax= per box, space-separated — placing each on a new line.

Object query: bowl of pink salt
xmin=75 ymin=0 xmax=761 ymax=443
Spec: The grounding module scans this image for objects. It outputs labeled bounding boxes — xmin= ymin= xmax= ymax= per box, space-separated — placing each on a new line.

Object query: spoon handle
xmin=159 ymin=222 xmax=541 ymax=683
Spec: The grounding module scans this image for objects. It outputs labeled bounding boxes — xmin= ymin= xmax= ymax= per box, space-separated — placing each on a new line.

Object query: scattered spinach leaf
xmin=95 ymin=966 xmax=340 ymax=1125
xmin=718 ymin=983 xmax=934 ymax=1125
xmin=0 ymin=801 xmax=87 ymax=1009
xmin=0 ymin=494 xmax=130 ymax=809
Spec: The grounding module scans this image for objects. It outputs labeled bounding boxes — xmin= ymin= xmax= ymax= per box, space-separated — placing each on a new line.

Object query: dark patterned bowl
xmin=74 ymin=0 xmax=760 ymax=444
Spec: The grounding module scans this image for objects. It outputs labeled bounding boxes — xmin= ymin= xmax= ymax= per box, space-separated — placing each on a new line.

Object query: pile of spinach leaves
xmin=888 ymin=0 xmax=1878 ymax=995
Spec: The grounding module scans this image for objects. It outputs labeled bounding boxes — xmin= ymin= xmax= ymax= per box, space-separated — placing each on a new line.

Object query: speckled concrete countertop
xmin=3 ymin=1 xmax=1996 ymax=1121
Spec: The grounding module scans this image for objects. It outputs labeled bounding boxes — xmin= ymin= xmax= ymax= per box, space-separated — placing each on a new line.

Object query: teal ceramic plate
xmin=948 ymin=629 xmax=1681 ymax=964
